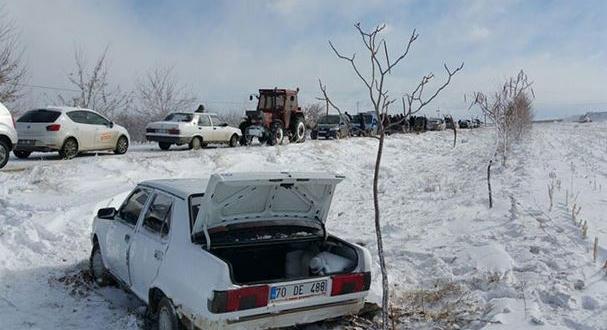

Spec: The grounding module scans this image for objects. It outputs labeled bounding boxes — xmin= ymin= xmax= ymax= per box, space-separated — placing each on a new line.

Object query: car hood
xmin=192 ymin=172 xmax=344 ymax=241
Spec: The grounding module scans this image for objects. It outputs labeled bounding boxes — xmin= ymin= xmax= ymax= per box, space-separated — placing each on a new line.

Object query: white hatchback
xmin=90 ymin=172 xmax=372 ymax=330
xmin=145 ymin=112 xmax=242 ymax=150
xmin=0 ymin=101 xmax=18 ymax=169
xmin=14 ymin=106 xmax=130 ymax=159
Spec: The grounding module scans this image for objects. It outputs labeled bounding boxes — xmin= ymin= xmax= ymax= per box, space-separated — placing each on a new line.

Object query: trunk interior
xmin=211 ymin=236 xmax=359 ymax=285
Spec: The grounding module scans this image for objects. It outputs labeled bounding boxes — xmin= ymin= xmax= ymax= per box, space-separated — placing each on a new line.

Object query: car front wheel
xmin=90 ymin=244 xmax=113 ymax=286
xmin=157 ymin=297 xmax=182 ymax=330
xmin=229 ymin=134 xmax=239 ymax=147
xmin=114 ymin=136 xmax=129 ymax=154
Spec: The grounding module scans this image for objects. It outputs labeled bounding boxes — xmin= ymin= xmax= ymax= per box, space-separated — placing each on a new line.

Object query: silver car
xmin=14 ymin=106 xmax=130 ymax=159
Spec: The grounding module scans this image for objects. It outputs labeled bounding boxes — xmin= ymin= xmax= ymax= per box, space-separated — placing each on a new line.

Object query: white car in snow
xmin=145 ymin=112 xmax=242 ymax=150
xmin=90 ymin=172 xmax=372 ymax=330
xmin=14 ymin=107 xmax=130 ymax=159
xmin=0 ymin=101 xmax=18 ymax=169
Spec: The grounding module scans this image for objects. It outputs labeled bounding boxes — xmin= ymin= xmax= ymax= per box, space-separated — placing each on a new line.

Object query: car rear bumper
xmin=317 ymin=130 xmax=338 ymax=138
xmin=187 ymin=298 xmax=365 ymax=330
xmin=146 ymin=134 xmax=191 ymax=144
xmin=14 ymin=137 xmax=62 ymax=152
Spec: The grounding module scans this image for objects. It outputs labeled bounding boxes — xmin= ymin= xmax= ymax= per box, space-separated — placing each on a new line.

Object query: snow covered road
xmin=1 ymin=123 xmax=606 ymax=329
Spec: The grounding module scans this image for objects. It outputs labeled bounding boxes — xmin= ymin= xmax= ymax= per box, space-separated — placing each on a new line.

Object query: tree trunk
xmin=373 ymin=127 xmax=389 ymax=328
xmin=452 ymin=124 xmax=457 ymax=148
xmin=487 ymin=159 xmax=493 ymax=208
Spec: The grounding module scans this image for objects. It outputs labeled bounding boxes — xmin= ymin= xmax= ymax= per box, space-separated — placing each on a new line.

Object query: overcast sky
xmin=5 ymin=0 xmax=607 ymax=119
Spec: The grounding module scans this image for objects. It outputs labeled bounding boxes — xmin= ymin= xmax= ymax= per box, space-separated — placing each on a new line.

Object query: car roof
xmin=139 ymin=178 xmax=208 ymax=199
xmin=170 ymin=111 xmax=218 ymax=115
xmin=40 ymin=106 xmax=96 ymax=113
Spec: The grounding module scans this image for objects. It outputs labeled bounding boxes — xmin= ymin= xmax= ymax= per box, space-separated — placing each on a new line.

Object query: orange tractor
xmin=239 ymin=88 xmax=306 ymax=146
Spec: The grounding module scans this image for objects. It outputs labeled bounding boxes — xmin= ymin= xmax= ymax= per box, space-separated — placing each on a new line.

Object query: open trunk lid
xmin=192 ymin=172 xmax=344 ymax=247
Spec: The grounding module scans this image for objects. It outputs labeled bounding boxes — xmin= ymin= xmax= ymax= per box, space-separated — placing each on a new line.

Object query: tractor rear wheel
xmin=268 ymin=122 xmax=284 ymax=146
xmin=291 ymin=117 xmax=306 ymax=143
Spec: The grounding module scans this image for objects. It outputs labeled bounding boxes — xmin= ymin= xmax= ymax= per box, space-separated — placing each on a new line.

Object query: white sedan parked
xmin=90 ymin=172 xmax=372 ymax=330
xmin=14 ymin=106 xmax=130 ymax=159
xmin=145 ymin=112 xmax=242 ymax=150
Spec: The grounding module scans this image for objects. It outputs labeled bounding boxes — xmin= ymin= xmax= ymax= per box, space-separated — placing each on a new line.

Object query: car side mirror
xmin=97 ymin=207 xmax=117 ymax=220
xmin=108 ymin=121 xmax=114 ymax=128
xmin=249 ymin=95 xmax=253 ymax=101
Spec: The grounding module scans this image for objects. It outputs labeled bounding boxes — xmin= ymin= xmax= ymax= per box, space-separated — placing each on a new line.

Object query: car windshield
xmin=17 ymin=109 xmax=61 ymax=123
xmin=258 ymin=93 xmax=285 ymax=109
xmin=318 ymin=115 xmax=340 ymax=124
xmin=164 ymin=113 xmax=193 ymax=122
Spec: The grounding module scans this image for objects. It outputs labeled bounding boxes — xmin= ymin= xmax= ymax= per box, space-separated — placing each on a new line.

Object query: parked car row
xmin=0 ymin=87 xmax=310 ymax=169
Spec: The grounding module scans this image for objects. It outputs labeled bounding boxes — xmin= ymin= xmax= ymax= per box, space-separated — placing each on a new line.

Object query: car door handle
xmin=154 ymin=250 xmax=164 ymax=260
xmin=213 ymin=127 xmax=217 ymax=130
xmin=124 ymin=234 xmax=130 ymax=243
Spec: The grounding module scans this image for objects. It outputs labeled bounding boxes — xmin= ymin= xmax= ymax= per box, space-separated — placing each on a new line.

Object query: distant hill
xmin=562 ymin=111 xmax=607 ymax=122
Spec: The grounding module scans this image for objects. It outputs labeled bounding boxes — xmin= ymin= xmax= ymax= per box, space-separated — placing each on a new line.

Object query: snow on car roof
xmin=139 ymin=178 xmax=208 ymax=199
xmin=43 ymin=106 xmax=94 ymax=112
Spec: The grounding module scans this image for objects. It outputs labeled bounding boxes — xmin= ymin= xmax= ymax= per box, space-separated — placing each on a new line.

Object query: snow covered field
xmin=1 ymin=123 xmax=607 ymax=329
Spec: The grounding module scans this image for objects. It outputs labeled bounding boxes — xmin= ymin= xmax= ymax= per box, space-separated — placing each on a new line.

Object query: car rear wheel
xmin=159 ymin=142 xmax=171 ymax=151
xmin=229 ymin=134 xmax=238 ymax=147
xmin=0 ymin=140 xmax=9 ymax=169
xmin=114 ymin=136 xmax=128 ymax=154
xmin=13 ymin=150 xmax=31 ymax=159
xmin=189 ymin=137 xmax=202 ymax=150
xmin=157 ymin=297 xmax=182 ymax=330
xmin=90 ymin=244 xmax=113 ymax=287
xmin=59 ymin=138 xmax=78 ymax=160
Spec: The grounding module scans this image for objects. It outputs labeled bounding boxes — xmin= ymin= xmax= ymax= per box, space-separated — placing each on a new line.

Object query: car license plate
xmin=18 ymin=139 xmax=35 ymax=145
xmin=248 ymin=127 xmax=262 ymax=137
xmin=270 ymin=279 xmax=328 ymax=302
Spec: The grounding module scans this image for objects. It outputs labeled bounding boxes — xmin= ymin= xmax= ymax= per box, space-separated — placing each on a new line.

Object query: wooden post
xmin=594 ymin=237 xmax=599 ymax=263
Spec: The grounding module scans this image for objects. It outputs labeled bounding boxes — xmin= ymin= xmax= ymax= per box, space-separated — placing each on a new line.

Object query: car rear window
xmin=164 ymin=113 xmax=193 ymax=122
xmin=189 ymin=194 xmax=204 ymax=229
xmin=17 ymin=109 xmax=61 ymax=123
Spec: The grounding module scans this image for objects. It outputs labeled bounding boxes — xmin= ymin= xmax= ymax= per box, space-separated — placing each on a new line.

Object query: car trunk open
xmin=210 ymin=235 xmax=359 ymax=285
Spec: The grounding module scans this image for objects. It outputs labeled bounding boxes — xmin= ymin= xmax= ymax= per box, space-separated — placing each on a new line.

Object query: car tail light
xmin=12 ymin=115 xmax=16 ymax=128
xmin=46 ymin=124 xmax=61 ymax=132
xmin=330 ymin=272 xmax=371 ymax=296
xmin=168 ymin=128 xmax=180 ymax=135
xmin=209 ymin=285 xmax=269 ymax=313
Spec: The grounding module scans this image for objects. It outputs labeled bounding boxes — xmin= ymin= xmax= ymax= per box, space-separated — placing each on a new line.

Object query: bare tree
xmin=135 ymin=66 xmax=196 ymax=120
xmin=0 ymin=5 xmax=26 ymax=103
xmin=58 ymin=46 xmax=132 ymax=118
xmin=469 ymin=70 xmax=534 ymax=207
xmin=217 ymin=111 xmax=243 ymax=127
xmin=302 ymin=102 xmax=324 ymax=129
xmin=328 ymin=23 xmax=462 ymax=328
